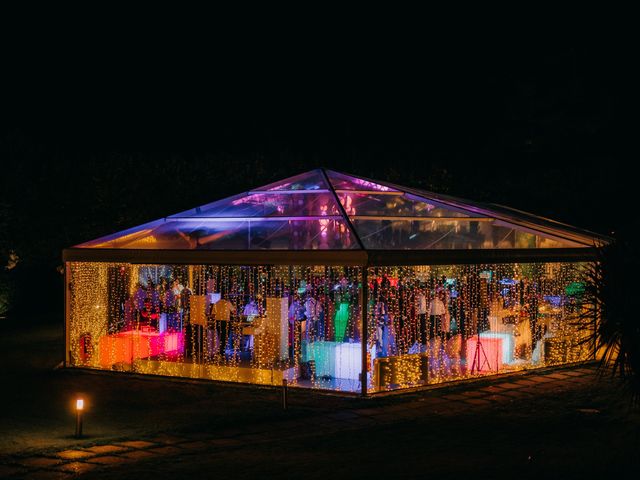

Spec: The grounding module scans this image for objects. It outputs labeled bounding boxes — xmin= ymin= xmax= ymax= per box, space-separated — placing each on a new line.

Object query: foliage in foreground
xmin=579 ymin=242 xmax=640 ymax=404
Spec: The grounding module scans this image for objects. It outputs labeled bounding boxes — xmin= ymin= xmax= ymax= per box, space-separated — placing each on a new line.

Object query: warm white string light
xmin=67 ymin=261 xmax=593 ymax=393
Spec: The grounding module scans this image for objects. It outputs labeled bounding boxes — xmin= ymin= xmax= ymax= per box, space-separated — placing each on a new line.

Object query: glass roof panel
xmin=77 ymin=219 xmax=166 ymax=248
xmin=326 ymin=170 xmax=399 ymax=192
xmin=252 ymin=170 xmax=328 ymax=191
xmin=80 ymin=218 xmax=359 ymax=250
xmin=352 ymin=219 xmax=582 ymax=250
xmin=337 ymin=192 xmax=471 ymax=218
xmin=171 ymin=191 xmax=342 ymax=218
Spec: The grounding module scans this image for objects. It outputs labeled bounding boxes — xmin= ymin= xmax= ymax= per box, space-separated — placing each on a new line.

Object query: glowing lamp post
xmin=75 ymin=398 xmax=84 ymax=438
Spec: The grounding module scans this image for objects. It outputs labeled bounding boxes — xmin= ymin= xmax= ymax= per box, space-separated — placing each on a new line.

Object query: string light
xmin=67 ymin=261 xmax=593 ymax=393
xmin=69 ymin=262 xmax=365 ymax=392
xmin=367 ymin=263 xmax=592 ymax=391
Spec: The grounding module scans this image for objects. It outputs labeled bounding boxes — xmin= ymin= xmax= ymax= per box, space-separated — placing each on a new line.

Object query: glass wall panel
xmin=67 ymin=263 xmax=363 ymax=393
xmin=366 ymin=263 xmax=593 ymax=392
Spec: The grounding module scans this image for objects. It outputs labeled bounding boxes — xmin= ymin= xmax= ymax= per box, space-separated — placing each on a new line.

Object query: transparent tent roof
xmin=77 ymin=169 xmax=600 ymax=251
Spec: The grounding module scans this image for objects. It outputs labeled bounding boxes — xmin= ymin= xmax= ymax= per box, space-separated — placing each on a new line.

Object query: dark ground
xmin=1 ymin=319 xmax=639 ymax=479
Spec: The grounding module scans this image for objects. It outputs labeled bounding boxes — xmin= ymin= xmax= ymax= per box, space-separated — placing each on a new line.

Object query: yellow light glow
xmin=76 ymin=399 xmax=84 ymax=411
xmin=66 ymin=260 xmax=594 ymax=394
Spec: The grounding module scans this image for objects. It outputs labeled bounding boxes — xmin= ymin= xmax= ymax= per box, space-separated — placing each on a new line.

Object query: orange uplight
xmin=76 ymin=399 xmax=84 ymax=411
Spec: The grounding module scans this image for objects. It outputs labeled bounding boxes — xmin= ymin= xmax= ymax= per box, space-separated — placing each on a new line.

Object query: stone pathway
xmin=0 ymin=365 xmax=601 ymax=479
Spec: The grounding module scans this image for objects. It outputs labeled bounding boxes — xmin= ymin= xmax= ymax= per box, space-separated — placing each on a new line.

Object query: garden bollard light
xmin=75 ymin=398 xmax=84 ymax=438
xmin=282 ymin=379 xmax=288 ymax=410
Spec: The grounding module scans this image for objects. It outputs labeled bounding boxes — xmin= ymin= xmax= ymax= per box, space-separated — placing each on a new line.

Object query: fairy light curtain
xmin=68 ymin=262 xmax=364 ymax=393
xmin=366 ymin=263 xmax=592 ymax=392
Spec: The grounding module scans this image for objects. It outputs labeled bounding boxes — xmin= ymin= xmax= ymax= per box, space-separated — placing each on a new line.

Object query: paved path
xmin=0 ymin=365 xmax=605 ymax=479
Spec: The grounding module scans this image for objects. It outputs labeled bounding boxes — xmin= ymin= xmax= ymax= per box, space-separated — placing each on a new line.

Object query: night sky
xmin=0 ymin=30 xmax=630 ymax=313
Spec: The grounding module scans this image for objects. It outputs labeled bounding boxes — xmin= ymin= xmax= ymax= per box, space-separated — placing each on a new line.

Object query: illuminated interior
xmin=365 ymin=263 xmax=592 ymax=392
xmin=65 ymin=169 xmax=603 ymax=394
xmin=68 ymin=263 xmax=364 ymax=392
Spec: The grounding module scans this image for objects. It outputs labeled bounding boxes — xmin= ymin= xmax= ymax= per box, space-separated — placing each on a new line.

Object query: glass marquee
xmin=64 ymin=169 xmax=604 ymax=396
